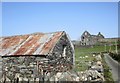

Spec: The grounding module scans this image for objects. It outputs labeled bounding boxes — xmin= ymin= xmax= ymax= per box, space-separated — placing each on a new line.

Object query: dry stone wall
xmin=0 ymin=57 xmax=2 ymax=79
xmin=2 ymin=56 xmax=47 ymax=80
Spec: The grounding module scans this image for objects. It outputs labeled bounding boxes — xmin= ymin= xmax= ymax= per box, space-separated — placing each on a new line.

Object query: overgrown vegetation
xmin=108 ymin=40 xmax=120 ymax=62
xmin=101 ymin=54 xmax=114 ymax=82
xmin=109 ymin=52 xmax=120 ymax=63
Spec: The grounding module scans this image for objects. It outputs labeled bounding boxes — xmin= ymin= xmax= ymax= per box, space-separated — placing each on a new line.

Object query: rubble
xmin=49 ymin=71 xmax=80 ymax=81
xmin=80 ymin=70 xmax=104 ymax=81
xmin=76 ymin=53 xmax=105 ymax=82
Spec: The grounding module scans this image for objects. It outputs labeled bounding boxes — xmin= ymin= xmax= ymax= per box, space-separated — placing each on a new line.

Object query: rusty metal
xmin=0 ymin=32 xmax=63 ymax=56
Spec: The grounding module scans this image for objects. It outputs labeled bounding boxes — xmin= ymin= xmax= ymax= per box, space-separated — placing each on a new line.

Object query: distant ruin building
xmin=0 ymin=31 xmax=74 ymax=81
xmin=80 ymin=31 xmax=104 ymax=46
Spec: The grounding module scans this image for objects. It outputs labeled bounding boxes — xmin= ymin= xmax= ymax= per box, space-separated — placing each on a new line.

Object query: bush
xmin=102 ymin=55 xmax=114 ymax=82
xmin=109 ymin=52 xmax=120 ymax=62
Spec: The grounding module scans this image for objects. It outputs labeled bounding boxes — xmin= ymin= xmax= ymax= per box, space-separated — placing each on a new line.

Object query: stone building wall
xmin=81 ymin=31 xmax=104 ymax=46
xmin=50 ymin=33 xmax=74 ymax=66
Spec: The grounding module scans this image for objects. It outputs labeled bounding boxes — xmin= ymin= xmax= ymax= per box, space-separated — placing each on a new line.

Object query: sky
xmin=1 ymin=2 xmax=118 ymax=40
xmin=1 ymin=0 xmax=119 ymax=2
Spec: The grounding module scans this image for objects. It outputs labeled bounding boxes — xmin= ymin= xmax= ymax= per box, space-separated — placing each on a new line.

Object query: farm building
xmin=0 ymin=31 xmax=74 ymax=81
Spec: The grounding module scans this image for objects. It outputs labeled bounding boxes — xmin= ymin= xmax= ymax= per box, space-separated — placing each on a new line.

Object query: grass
xmin=101 ymin=54 xmax=114 ymax=82
xmin=74 ymin=45 xmax=115 ymax=81
xmin=75 ymin=45 xmax=116 ymax=71
xmin=75 ymin=45 xmax=116 ymax=60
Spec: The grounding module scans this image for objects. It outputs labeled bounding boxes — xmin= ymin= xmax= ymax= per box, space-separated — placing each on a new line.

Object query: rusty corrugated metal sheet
xmin=0 ymin=31 xmax=64 ymax=56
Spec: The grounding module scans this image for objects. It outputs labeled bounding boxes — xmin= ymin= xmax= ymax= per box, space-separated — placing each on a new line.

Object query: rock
xmin=93 ymin=54 xmax=95 ymax=57
xmin=85 ymin=56 xmax=88 ymax=58
xmin=78 ymin=69 xmax=104 ymax=82
xmin=97 ymin=61 xmax=102 ymax=66
xmin=95 ymin=54 xmax=102 ymax=61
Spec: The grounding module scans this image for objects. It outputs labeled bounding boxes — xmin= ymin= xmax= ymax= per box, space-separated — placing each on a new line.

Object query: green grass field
xmin=74 ymin=45 xmax=115 ymax=81
xmin=74 ymin=45 xmax=116 ymax=71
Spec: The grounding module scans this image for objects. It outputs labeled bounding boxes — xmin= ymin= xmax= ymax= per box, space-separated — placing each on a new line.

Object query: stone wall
xmin=2 ymin=56 xmax=47 ymax=81
xmin=0 ymin=57 xmax=2 ymax=78
xmin=98 ymin=38 xmax=119 ymax=43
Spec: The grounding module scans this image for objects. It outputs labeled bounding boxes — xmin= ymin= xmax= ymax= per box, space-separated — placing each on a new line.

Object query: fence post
xmin=16 ymin=78 xmax=19 ymax=83
xmin=27 ymin=79 xmax=29 ymax=83
xmin=3 ymin=79 xmax=5 ymax=83
xmin=10 ymin=80 xmax=12 ymax=83
xmin=13 ymin=79 xmax=15 ymax=83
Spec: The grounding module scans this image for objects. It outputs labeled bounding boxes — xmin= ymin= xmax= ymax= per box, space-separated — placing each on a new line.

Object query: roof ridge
xmin=1 ymin=31 xmax=65 ymax=38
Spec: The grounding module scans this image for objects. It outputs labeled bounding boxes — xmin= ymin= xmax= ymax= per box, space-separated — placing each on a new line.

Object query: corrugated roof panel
xmin=0 ymin=31 xmax=64 ymax=56
xmin=33 ymin=33 xmax=54 ymax=55
xmin=8 ymin=35 xmax=30 ymax=55
xmin=1 ymin=35 xmax=29 ymax=55
xmin=40 ymin=32 xmax=62 ymax=55
xmin=14 ymin=34 xmax=44 ymax=55
xmin=0 ymin=38 xmax=3 ymax=54
xmin=2 ymin=36 xmax=21 ymax=49
xmin=13 ymin=35 xmax=34 ymax=55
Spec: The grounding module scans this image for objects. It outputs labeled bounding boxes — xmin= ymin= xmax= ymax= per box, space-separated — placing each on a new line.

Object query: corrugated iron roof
xmin=0 ymin=31 xmax=64 ymax=56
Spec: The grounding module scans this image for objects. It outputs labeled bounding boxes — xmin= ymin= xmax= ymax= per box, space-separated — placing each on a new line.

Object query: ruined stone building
xmin=0 ymin=31 xmax=74 ymax=81
xmin=81 ymin=31 xmax=104 ymax=46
